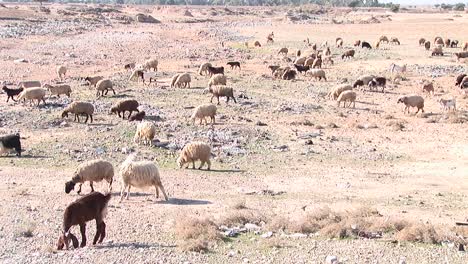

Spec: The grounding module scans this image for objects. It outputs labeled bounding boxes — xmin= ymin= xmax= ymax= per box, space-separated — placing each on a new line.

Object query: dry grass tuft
xmin=230 ymin=199 xmax=247 ymax=210
xmin=220 ymin=209 xmax=265 ymax=227
xmin=180 ymin=239 xmax=209 ymax=253
xmin=396 ymin=223 xmax=441 ymax=244
xmin=386 ymin=120 xmax=406 ymax=131
xmin=174 ymin=217 xmax=221 ymax=252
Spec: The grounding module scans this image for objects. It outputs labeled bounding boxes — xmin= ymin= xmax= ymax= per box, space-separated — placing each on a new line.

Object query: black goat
xmin=0 ymin=133 xmax=22 ymax=157
xmin=227 ymin=61 xmax=241 ymax=70
xmin=2 ymin=86 xmax=23 ymax=102
xmin=293 ymin=64 xmax=310 ymax=74
xmin=207 ymin=66 xmax=224 ymax=76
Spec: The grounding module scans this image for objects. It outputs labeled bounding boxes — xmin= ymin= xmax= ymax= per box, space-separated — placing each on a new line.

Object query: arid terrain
xmin=0 ymin=3 xmax=468 ymax=263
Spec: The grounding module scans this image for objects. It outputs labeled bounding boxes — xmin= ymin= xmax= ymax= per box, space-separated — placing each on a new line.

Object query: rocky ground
xmin=0 ymin=3 xmax=468 ymax=264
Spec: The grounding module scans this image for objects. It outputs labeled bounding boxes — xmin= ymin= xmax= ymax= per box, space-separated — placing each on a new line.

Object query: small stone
xmin=326 ymin=256 xmax=338 ymax=264
xmin=228 ymin=250 xmax=235 ymax=257
xmin=305 ymin=139 xmax=313 ymax=145
xmin=261 ymin=231 xmax=273 ymax=238
xmin=399 ymin=257 xmax=407 ymax=264
xmin=255 ymin=121 xmax=267 ymax=126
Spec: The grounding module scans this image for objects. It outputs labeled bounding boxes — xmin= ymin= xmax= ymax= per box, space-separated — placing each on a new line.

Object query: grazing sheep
xmin=379 ymin=35 xmax=389 ymax=44
xmin=43 ymin=84 xmax=72 ymax=98
xmin=444 ymin=38 xmax=451 ymax=48
xmin=207 ymin=74 xmax=227 ymax=88
xmin=438 ymin=98 xmax=456 ymax=112
xmin=65 ymin=160 xmax=114 ymax=194
xmin=454 ymin=52 xmax=468 ymax=61
xmin=174 ymin=73 xmax=191 ymax=88
xmin=191 ymin=103 xmax=217 ymax=125
xmin=398 ymin=95 xmax=424 ymax=114
xmin=424 ymin=41 xmax=431 ymax=50
xmin=460 ymin=76 xmax=468 ymax=89
xmin=390 ymin=37 xmax=400 ymax=45
xmin=293 ymin=64 xmax=310 ymax=74
xmin=57 ymin=192 xmax=111 ymax=250
xmin=322 ymin=55 xmax=334 ymax=65
xmin=328 ymin=84 xmax=352 ymax=100
xmin=432 ymin=46 xmax=443 ymax=56
xmin=0 ymin=133 xmax=21 ymax=157
xmin=434 ymin=37 xmax=444 ymax=46
xmin=421 ymin=82 xmax=434 ymax=95
xmin=111 ymin=99 xmax=139 ymax=119
xmin=336 ymin=38 xmax=343 ymax=47
xmin=133 ymin=121 xmax=156 ymax=146
xmin=389 ymin=63 xmax=407 ymax=75
xmin=341 ymin=49 xmax=355 ymax=60
xmin=17 ymin=87 xmax=46 ymax=106
xmin=337 ymin=90 xmax=356 ymax=108
xmin=450 ymin=40 xmax=459 ymax=48
xmin=455 ymin=74 xmax=467 ymax=86
xmin=142 ymin=58 xmax=158 ymax=71
xmin=227 ymin=61 xmax=241 ymax=70
xmin=294 ymin=56 xmax=307 ymax=65
xmin=419 ymin=38 xmax=426 ymax=46
xmin=57 ymin=65 xmax=67 ymax=80
xmin=296 ymin=50 xmax=301 ymax=57
xmin=361 ymin=41 xmax=372 ymax=49
xmin=129 ymin=111 xmax=146 ymax=122
xmin=2 ymin=86 xmax=23 ymax=102
xmin=84 ymin=76 xmax=103 ymax=87
xmin=170 ymin=73 xmax=180 ymax=88
xmin=124 ymin=63 xmax=136 ymax=70
xmin=273 ymin=67 xmax=291 ymax=79
xmin=204 ymin=86 xmax=236 ymax=105
xmin=18 ymin=81 xmax=41 ymax=89
xmin=304 ymin=57 xmax=315 ymax=67
xmin=62 ymin=101 xmax=94 ymax=123
xmin=312 ymin=57 xmax=322 ymax=69
xmin=254 ymin=41 xmax=261 ymax=47
xmin=353 ymin=75 xmax=375 ymax=88
xmin=282 ymin=69 xmax=297 ymax=80
xmin=177 ymin=142 xmax=212 ymax=170
xmin=268 ymin=65 xmax=280 ymax=75
xmin=119 ymin=154 xmax=169 ymax=202
xmin=96 ymin=79 xmax=115 ymax=97
xmin=267 ymin=32 xmax=274 ymax=43
xmin=207 ymin=66 xmax=224 ymax=76
xmin=307 ymin=69 xmax=327 ymax=81
xmin=198 ymin=62 xmax=212 ymax=76
xmin=278 ymin=47 xmax=288 ymax=55
xmin=354 ymin=40 xmax=361 ymax=47
xmin=368 ymin=77 xmax=386 ymax=92
xmin=129 ymin=70 xmax=157 ymax=85
xmin=325 ymin=47 xmax=331 ymax=56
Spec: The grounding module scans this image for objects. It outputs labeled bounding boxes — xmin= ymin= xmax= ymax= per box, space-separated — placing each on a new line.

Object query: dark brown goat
xmin=226 ymin=61 xmax=241 ymax=70
xmin=2 ymin=86 xmax=23 ymax=102
xmin=341 ymin=49 xmax=355 ymax=59
xmin=110 ymin=99 xmax=139 ymax=119
xmin=293 ymin=64 xmax=310 ymax=74
xmin=455 ymin=74 xmax=467 ymax=87
xmin=57 ymin=192 xmax=111 ymax=250
xmin=282 ymin=70 xmax=297 ymax=80
xmin=129 ymin=111 xmax=146 ymax=122
xmin=207 ymin=66 xmax=224 ymax=76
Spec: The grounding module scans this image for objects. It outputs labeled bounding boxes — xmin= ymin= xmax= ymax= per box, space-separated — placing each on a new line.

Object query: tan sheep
xmin=312 ymin=57 xmax=322 ymax=69
xmin=18 ymin=81 xmax=41 ymax=89
xmin=307 ymin=69 xmax=326 ymax=81
xmin=142 ymin=58 xmax=158 ymax=71
xmin=84 ymin=76 xmax=104 ymax=87
xmin=278 ymin=47 xmax=288 ymax=55
xmin=170 ymin=73 xmax=180 ymax=88
xmin=61 ymin=101 xmax=94 ymax=123
xmin=398 ymin=95 xmax=424 ymax=114
xmin=65 ymin=160 xmax=114 ymax=194
xmin=273 ymin=67 xmax=291 ymax=79
xmin=390 ymin=37 xmax=400 ymax=45
xmin=57 ymin=66 xmax=67 ymax=80
xmin=191 ymin=103 xmax=217 ymax=125
xmin=328 ymin=84 xmax=352 ymax=100
xmin=134 ymin=121 xmax=156 ymax=146
xmin=177 ymin=142 xmax=212 ymax=170
xmin=419 ymin=38 xmax=426 ymax=46
xmin=454 ymin=51 xmax=468 ymax=61
xmin=434 ymin=37 xmax=444 ymax=46
xmin=294 ymin=56 xmax=307 ymax=65
xmin=198 ymin=62 xmax=212 ymax=76
xmin=304 ymin=57 xmax=315 ymax=67
xmin=207 ymin=74 xmax=227 ymax=88
xmin=432 ymin=46 xmax=443 ymax=56
xmin=174 ymin=73 xmax=191 ymax=88
xmin=379 ymin=35 xmax=389 ymax=44
xmin=43 ymin=84 xmax=72 ymax=98
xmin=336 ymin=38 xmax=343 ymax=48
xmin=341 ymin=49 xmax=355 ymax=60
xmin=204 ymin=86 xmax=236 ymax=105
xmin=337 ymin=90 xmax=356 ymax=108
xmin=424 ymin=41 xmax=431 ymax=50
xmin=17 ymin=87 xmax=46 ymax=106
xmin=96 ymin=79 xmax=115 ymax=97
xmin=421 ymin=82 xmax=434 ymax=95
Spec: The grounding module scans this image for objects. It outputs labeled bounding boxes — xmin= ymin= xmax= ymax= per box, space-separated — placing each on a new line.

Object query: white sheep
xmin=307 ymin=69 xmax=327 ymax=81
xmin=353 ymin=75 xmax=375 ymax=88
xmin=95 ymin=79 xmax=115 ymax=97
xmin=65 ymin=160 xmax=114 ymax=194
xmin=119 ymin=154 xmax=168 ymax=202
xmin=397 ymin=95 xmax=425 ymax=114
xmin=438 ymin=98 xmax=456 ymax=112
xmin=61 ymin=101 xmax=94 ymax=123
xmin=207 ymin=74 xmax=227 ymax=88
xmin=198 ymin=62 xmax=212 ymax=76
xmin=191 ymin=104 xmax=217 ymax=125
xmin=43 ymin=84 xmax=72 ymax=98
xmin=328 ymin=84 xmax=352 ymax=100
xmin=133 ymin=121 xmax=156 ymax=146
xmin=57 ymin=66 xmax=67 ymax=80
xmin=142 ymin=58 xmax=158 ymax=71
xmin=170 ymin=73 xmax=180 ymax=88
xmin=174 ymin=73 xmax=191 ymax=88
xmin=177 ymin=142 xmax=212 ymax=170
xmin=337 ymin=90 xmax=356 ymax=108
xmin=17 ymin=87 xmax=46 ymax=106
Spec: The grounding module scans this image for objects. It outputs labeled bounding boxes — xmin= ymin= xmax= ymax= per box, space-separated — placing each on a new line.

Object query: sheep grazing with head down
xmin=65 ymin=160 xmax=114 ymax=194
xmin=434 ymin=37 xmax=444 ymax=46
xmin=424 ymin=41 xmax=431 ymax=50
xmin=227 ymin=61 xmax=241 ymax=70
xmin=268 ymin=65 xmax=280 ymax=75
xmin=254 ymin=41 xmax=261 ymax=47
xmin=119 ymin=154 xmax=169 ymax=202
xmin=336 ymin=38 xmax=343 ymax=47
xmin=419 ymin=38 xmax=426 ymax=46
xmin=282 ymin=69 xmax=297 ymax=80
xmin=379 ymin=35 xmax=389 ymax=44
xmin=432 ymin=46 xmax=443 ymax=56
xmin=328 ymin=84 xmax=352 ymax=100
xmin=444 ymin=38 xmax=451 ymax=48
xmin=354 ymin=40 xmax=361 ymax=47
xmin=361 ymin=41 xmax=372 ymax=49
xmin=111 ymin=99 xmax=139 ymax=119
xmin=294 ymin=56 xmax=307 ymax=65
xmin=454 ymin=52 xmax=468 ymax=61
xmin=2 ymin=86 xmax=23 ymax=102
xmin=177 ymin=142 xmax=212 ymax=170
xmin=278 ymin=47 xmax=288 ymax=56
xmin=421 ymin=82 xmax=434 ymax=95
xmin=353 ymin=75 xmax=375 ymax=88
xmin=341 ymin=49 xmax=355 ymax=60
xmin=141 ymin=58 xmax=158 ymax=71
xmin=307 ymin=69 xmax=327 ymax=81
xmin=337 ymin=90 xmax=356 ymax=108
xmin=129 ymin=111 xmax=145 ymax=122
xmin=455 ymin=74 xmax=467 ymax=87
xmin=57 ymin=192 xmax=111 ymax=250
xmin=57 ymin=65 xmax=67 ymax=80
xmin=398 ymin=95 xmax=424 ymax=114
xmin=62 ymin=101 xmax=94 ymax=123
xmin=390 ymin=37 xmax=400 ymax=45
xmin=191 ymin=103 xmax=217 ymax=125
xmin=43 ymin=84 xmax=72 ymax=98
xmin=17 ymin=87 xmax=46 ymax=106
xmin=124 ymin=63 xmax=136 ymax=71
xmin=438 ymin=98 xmax=456 ymax=112
xmin=95 ymin=79 xmax=115 ymax=97
xmin=134 ymin=121 xmax=156 ymax=146
xmin=207 ymin=74 xmax=227 ymax=88
xmin=207 ymin=66 xmax=225 ymax=76
xmin=204 ymin=86 xmax=236 ymax=105
xmin=198 ymin=62 xmax=212 ymax=76
xmin=174 ymin=73 xmax=191 ymax=88
xmin=84 ymin=76 xmax=104 ymax=88
xmin=450 ymin=40 xmax=459 ymax=48
xmin=368 ymin=77 xmax=386 ymax=93
xmin=0 ymin=133 xmax=21 ymax=157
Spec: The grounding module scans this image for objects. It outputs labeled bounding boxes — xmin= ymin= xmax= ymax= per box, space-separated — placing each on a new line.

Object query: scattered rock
xmin=325 ymin=255 xmax=338 ymax=264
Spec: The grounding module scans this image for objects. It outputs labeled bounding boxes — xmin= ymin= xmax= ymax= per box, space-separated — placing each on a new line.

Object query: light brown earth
xmin=0 ymin=3 xmax=467 ymax=263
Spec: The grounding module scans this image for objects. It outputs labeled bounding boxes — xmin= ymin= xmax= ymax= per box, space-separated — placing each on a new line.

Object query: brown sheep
xmin=110 ymin=99 xmax=139 ymax=119
xmin=398 ymin=95 xmax=424 ymax=114
xmin=341 ymin=49 xmax=355 ymax=60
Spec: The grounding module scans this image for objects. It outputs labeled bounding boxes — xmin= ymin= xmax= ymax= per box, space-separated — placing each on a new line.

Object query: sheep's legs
xmin=90 ymin=115 xmax=93 ymax=123
xmin=98 ymin=222 xmax=106 ymax=243
xmin=192 ymin=161 xmax=196 ymax=169
xmin=85 ymin=115 xmax=89 ymax=123
xmin=217 ymin=96 xmax=220 ymax=105
xmin=126 ymin=186 xmax=131 ymax=200
xmin=90 ymin=182 xmax=94 ymax=192
xmin=77 ymin=183 xmax=82 ymax=194
xmin=93 ymin=221 xmax=105 ymax=245
xmin=207 ymin=160 xmax=211 ymax=171
xmin=210 ymin=96 xmax=214 ymax=103
xmin=69 ymin=233 xmax=79 ymax=249
xmin=199 ymin=161 xmax=205 ymax=170
xmin=232 ymin=96 xmax=237 ymax=103
xmin=158 ymin=184 xmax=169 ymax=201
xmin=119 ymin=184 xmax=127 ymax=202
xmin=79 ymin=223 xmax=87 ymax=247
xmin=155 ymin=185 xmax=159 ymax=198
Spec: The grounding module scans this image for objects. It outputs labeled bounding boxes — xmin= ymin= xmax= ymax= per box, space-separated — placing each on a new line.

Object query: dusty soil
xmin=0 ymin=3 xmax=467 ymax=263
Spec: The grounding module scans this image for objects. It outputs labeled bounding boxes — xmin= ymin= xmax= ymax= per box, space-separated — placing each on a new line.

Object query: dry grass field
xmin=0 ymin=3 xmax=468 ymax=263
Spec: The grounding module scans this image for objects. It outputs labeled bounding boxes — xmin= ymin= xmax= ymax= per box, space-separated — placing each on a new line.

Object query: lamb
xmin=207 ymin=66 xmax=225 ymax=76
xmin=419 ymin=38 xmax=426 ymax=46
xmin=2 ymin=86 xmax=23 ymax=102
xmin=119 ymin=154 xmax=169 ymax=202
xmin=379 ymin=35 xmax=389 ymax=44
xmin=293 ymin=64 xmax=310 ymax=74
xmin=62 ymin=101 xmax=94 ymax=123
xmin=421 ymin=82 xmax=434 ymax=95
xmin=273 ymin=67 xmax=290 ymax=79
xmin=177 ymin=142 xmax=212 ymax=170
xmin=397 ymin=95 xmax=424 ymax=114
xmin=95 ymin=79 xmax=115 ymax=97
xmin=278 ymin=47 xmax=288 ymax=55
xmin=337 ymin=90 xmax=356 ymax=108
xmin=191 ymin=103 xmax=217 ymax=125
xmin=353 ymin=75 xmax=375 ymax=88
xmin=268 ymin=65 xmax=280 ymax=75
xmin=141 ymin=58 xmax=158 ymax=71
xmin=124 ymin=63 xmax=136 ymax=70
xmin=389 ymin=63 xmax=407 ymax=74
xmin=294 ymin=56 xmax=307 ymax=65
xmin=390 ymin=37 xmax=400 ymax=45
xmin=368 ymin=77 xmax=386 ymax=93
xmin=129 ymin=111 xmax=146 ymax=122
xmin=444 ymin=38 xmax=451 ymax=48
xmin=341 ymin=49 xmax=355 ymax=60
xmin=325 ymin=47 xmax=331 ymax=56
xmin=65 ymin=160 xmax=114 ymax=194
xmin=282 ymin=69 xmax=297 ymax=80
xmin=133 ymin=121 xmax=156 ymax=146
xmin=361 ymin=41 xmax=372 ymax=49
xmin=227 ymin=61 xmax=241 ymax=70
xmin=307 ymin=69 xmax=327 ymax=81
xmin=312 ymin=57 xmax=322 ymax=69
xmin=336 ymin=38 xmax=343 ymax=47
xmin=424 ymin=41 xmax=431 ymax=50
xmin=207 ymin=74 xmax=227 ymax=88
xmin=438 ymin=98 xmax=456 ymax=112
xmin=18 ymin=81 xmax=41 ymax=89
xmin=204 ymin=86 xmax=236 ymax=105
xmin=254 ymin=41 xmax=261 ymax=47
xmin=57 ymin=192 xmax=111 ymax=250
xmin=455 ymin=74 xmax=467 ymax=86
xmin=111 ymin=99 xmax=139 ymax=119
xmin=57 ymin=65 xmax=67 ymax=80
xmin=174 ymin=73 xmax=191 ymax=88
xmin=328 ymin=84 xmax=352 ymax=100
xmin=17 ymin=87 xmax=46 ymax=106
xmin=432 ymin=46 xmax=443 ymax=56
xmin=454 ymin=52 xmax=468 ymax=61
xmin=0 ymin=133 xmax=21 ymax=157
xmin=354 ymin=40 xmax=361 ymax=47
xmin=84 ymin=76 xmax=103 ymax=87
xmin=450 ymin=40 xmax=459 ymax=48
xmin=198 ymin=62 xmax=212 ymax=76
xmin=42 ymin=84 xmax=72 ymax=98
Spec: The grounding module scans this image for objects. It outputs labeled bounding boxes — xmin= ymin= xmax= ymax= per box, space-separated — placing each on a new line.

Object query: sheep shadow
xmin=160 ymin=198 xmax=212 ymax=206
xmin=187 ymin=86 xmax=206 ymax=90
xmin=206 ymin=169 xmax=246 ymax=173
xmin=39 ymin=102 xmax=66 ymax=109
xmin=87 ymin=123 xmax=115 ymax=127
xmin=109 ymin=93 xmax=133 ymax=98
xmin=110 ymin=191 xmax=152 ymax=197
xmin=97 ymin=242 xmax=176 ymax=249
xmin=145 ymin=115 xmax=163 ymax=122
xmin=355 ymin=101 xmax=379 ymax=106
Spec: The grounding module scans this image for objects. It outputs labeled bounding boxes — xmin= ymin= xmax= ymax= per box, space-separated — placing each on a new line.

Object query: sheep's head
xmin=65 ymin=181 xmax=76 ymax=194
xmin=353 ymin=80 xmax=363 ymax=88
xmin=176 ymin=155 xmax=186 ymax=168
xmin=110 ymin=107 xmax=117 ymax=114
xmin=203 ymin=87 xmax=211 ymax=94
xmin=61 ymin=111 xmax=69 ymax=118
xmin=57 ymin=232 xmax=78 ymax=250
xmin=397 ymin=97 xmax=406 ymax=104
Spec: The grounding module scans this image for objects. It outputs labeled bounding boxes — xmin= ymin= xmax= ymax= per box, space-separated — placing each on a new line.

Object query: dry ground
xmin=0 ymin=3 xmax=468 ymax=263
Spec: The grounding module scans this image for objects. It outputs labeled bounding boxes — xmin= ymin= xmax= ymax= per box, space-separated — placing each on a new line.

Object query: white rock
xmin=399 ymin=257 xmax=407 ymax=264
xmin=261 ymin=231 xmax=273 ymax=238
xmin=326 ymin=255 xmax=338 ymax=264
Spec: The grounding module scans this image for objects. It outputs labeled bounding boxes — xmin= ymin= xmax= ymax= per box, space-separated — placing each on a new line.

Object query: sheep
xmin=56 ymin=192 xmax=111 ymax=250
xmin=282 ymin=69 xmax=297 ymax=80
xmin=2 ymin=86 xmax=23 ymax=102
xmin=57 ymin=65 xmax=67 ymax=80
xmin=129 ymin=70 xmax=157 ymax=85
xmin=84 ymin=76 xmax=103 ymax=87
xmin=65 ymin=160 xmax=114 ymax=194
xmin=421 ymin=82 xmax=434 ymax=95
xmin=42 ymin=84 xmax=71 ymax=98
xmin=337 ymin=90 xmax=356 ymax=108
xmin=207 ymin=74 xmax=227 ymax=88
xmin=460 ymin=76 xmax=468 ymax=89
xmin=432 ymin=46 xmax=443 ymax=56
xmin=341 ymin=49 xmax=355 ymax=60
xmin=177 ymin=142 xmax=212 ymax=170
xmin=198 ymin=62 xmax=212 ymax=76
xmin=0 ymin=133 xmax=21 ymax=157
xmin=368 ymin=77 xmax=386 ymax=93
xmin=304 ymin=57 xmax=315 ymax=67
xmin=455 ymin=74 xmax=467 ymax=86
xmin=444 ymin=38 xmax=451 ymax=48
xmin=325 ymin=47 xmax=331 ymax=56
xmin=354 ymin=40 xmax=361 ymax=47
xmin=307 ymin=69 xmax=327 ymax=81
xmin=296 ymin=50 xmax=301 ymax=57
xmin=95 ymin=79 xmax=115 ymax=97
xmin=397 ymin=95 xmax=424 ymax=114
xmin=191 ymin=103 xmax=217 ymax=125
xmin=379 ymin=35 xmax=389 ymax=44
xmin=294 ymin=56 xmax=307 ymax=65
xmin=389 ymin=63 xmax=407 ymax=75
xmin=17 ymin=87 xmax=46 ymax=106
xmin=170 ymin=73 xmax=180 ymax=88
xmin=207 ymin=66 xmax=224 ymax=76
xmin=464 ymin=42 xmax=468 ymax=51
xmin=293 ymin=64 xmax=309 ymax=74
xmin=434 ymin=37 xmax=444 ymax=46
xmin=278 ymin=47 xmax=288 ymax=55
xmin=204 ymin=86 xmax=236 ymax=105
xmin=419 ymin=38 xmax=426 ymax=46
xmin=450 ymin=40 xmax=459 ymax=48
xmin=390 ymin=37 xmax=400 ymax=45
xmin=110 ymin=99 xmax=139 ymax=119
xmin=174 ymin=73 xmax=191 ymax=88
xmin=424 ymin=41 xmax=431 ymax=50
xmin=254 ymin=41 xmax=261 ymax=47
xmin=227 ymin=61 xmax=241 ymax=70
xmin=268 ymin=65 xmax=280 ymax=75
xmin=336 ymin=38 xmax=343 ymax=48
xmin=438 ymin=98 xmax=456 ymax=112
xmin=124 ymin=62 xmax=136 ymax=70
xmin=353 ymin=75 xmax=375 ymax=88
xmin=312 ymin=57 xmax=322 ymax=69
xmin=267 ymin=32 xmax=274 ymax=43
xmin=129 ymin=111 xmax=146 ymax=122
xmin=133 ymin=121 xmax=156 ymax=146
xmin=375 ymin=40 xmax=381 ymax=49
xmin=119 ymin=154 xmax=169 ymax=202
xmin=62 ymin=101 xmax=94 ymax=123
xmin=328 ymin=84 xmax=352 ymax=100
xmin=18 ymin=81 xmax=41 ymax=89
xmin=361 ymin=41 xmax=372 ymax=49
xmin=322 ymin=55 xmax=334 ymax=65
xmin=141 ymin=58 xmax=158 ymax=71
xmin=454 ymin=52 xmax=468 ymax=61
xmin=273 ymin=67 xmax=290 ymax=79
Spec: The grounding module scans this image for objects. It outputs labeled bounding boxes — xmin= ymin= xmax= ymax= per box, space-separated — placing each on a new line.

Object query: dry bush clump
xmin=174 ymin=217 xmax=221 ymax=252
xmin=395 ymin=223 xmax=441 ymax=244
xmin=386 ymin=120 xmax=406 ymax=131
xmin=220 ymin=208 xmax=265 ymax=227
xmin=230 ymin=199 xmax=247 ymax=210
